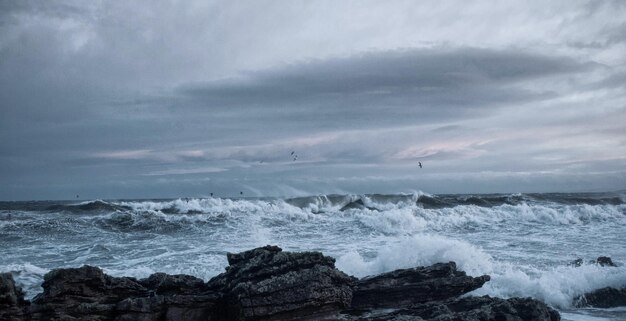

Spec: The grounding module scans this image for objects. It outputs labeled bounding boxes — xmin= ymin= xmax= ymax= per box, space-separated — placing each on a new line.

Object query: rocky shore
xmin=1 ymin=245 xmax=561 ymax=321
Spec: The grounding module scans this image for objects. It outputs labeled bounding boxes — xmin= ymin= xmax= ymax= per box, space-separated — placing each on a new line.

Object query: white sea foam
xmin=476 ymin=263 xmax=626 ymax=308
xmin=2 ymin=193 xmax=625 ymax=320
xmin=110 ymin=197 xmax=626 ymax=231
xmin=352 ymin=207 xmax=426 ymax=234
xmin=118 ymin=198 xmax=305 ymax=218
xmin=335 ymin=234 xmax=626 ymax=309
xmin=336 ymin=234 xmax=494 ymax=278
xmin=0 ymin=263 xmax=50 ymax=298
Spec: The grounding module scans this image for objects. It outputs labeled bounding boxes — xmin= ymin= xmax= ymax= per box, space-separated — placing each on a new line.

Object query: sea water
xmin=1 ymin=192 xmax=625 ymax=320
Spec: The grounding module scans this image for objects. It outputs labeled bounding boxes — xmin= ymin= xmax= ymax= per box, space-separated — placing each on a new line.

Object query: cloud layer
xmin=1 ymin=1 xmax=625 ymax=200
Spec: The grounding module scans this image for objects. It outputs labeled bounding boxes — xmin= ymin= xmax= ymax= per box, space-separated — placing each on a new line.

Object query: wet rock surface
xmin=0 ymin=245 xmax=560 ymax=321
xmin=575 ymin=286 xmax=626 ymax=308
xmin=570 ymin=256 xmax=619 ymax=267
xmin=208 ymin=245 xmax=355 ymax=320
xmin=351 ymin=262 xmax=490 ymax=309
xmin=345 ymin=296 xmax=560 ymax=321
xmin=28 ymin=265 xmax=218 ymax=321
xmin=0 ymin=272 xmax=28 ymax=321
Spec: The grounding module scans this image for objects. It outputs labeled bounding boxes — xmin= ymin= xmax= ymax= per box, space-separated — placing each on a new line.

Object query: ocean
xmin=1 ymin=192 xmax=625 ymax=320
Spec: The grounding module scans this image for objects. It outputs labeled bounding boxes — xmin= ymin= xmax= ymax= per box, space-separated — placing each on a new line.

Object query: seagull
xmin=418 ymin=162 xmax=422 ymax=169
xmin=290 ymin=151 xmax=295 ymax=156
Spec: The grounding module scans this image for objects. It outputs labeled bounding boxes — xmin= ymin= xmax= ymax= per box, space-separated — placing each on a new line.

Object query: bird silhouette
xmin=418 ymin=162 xmax=422 ymax=168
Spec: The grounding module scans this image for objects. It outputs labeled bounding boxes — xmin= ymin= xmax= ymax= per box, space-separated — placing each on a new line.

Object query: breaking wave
xmin=1 ymin=191 xmax=625 ymax=316
xmin=1 ymin=194 xmax=625 ymax=235
xmin=336 ymin=234 xmax=626 ymax=308
xmin=44 ymin=200 xmax=131 ymax=213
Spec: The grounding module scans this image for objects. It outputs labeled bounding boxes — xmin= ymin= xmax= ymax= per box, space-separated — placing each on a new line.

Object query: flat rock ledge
xmin=0 ymin=245 xmax=559 ymax=321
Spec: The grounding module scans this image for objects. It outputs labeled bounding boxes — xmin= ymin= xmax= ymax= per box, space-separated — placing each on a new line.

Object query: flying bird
xmin=418 ymin=162 xmax=422 ymax=169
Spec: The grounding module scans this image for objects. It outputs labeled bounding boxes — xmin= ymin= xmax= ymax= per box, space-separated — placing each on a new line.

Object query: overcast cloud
xmin=1 ymin=0 xmax=625 ymax=200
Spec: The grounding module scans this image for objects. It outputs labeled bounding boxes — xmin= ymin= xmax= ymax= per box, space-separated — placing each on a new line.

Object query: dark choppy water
xmin=1 ymin=192 xmax=625 ymax=320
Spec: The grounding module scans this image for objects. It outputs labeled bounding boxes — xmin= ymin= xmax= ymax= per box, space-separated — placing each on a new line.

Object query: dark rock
xmin=139 ymin=272 xmax=208 ymax=295
xmin=34 ymin=265 xmax=149 ymax=304
xmin=347 ymin=296 xmax=560 ymax=321
xmin=444 ymin=296 xmax=560 ymax=321
xmin=0 ymin=273 xmax=28 ymax=321
xmin=225 ymin=244 xmax=282 ymax=266
xmin=209 ymin=245 xmax=355 ymax=320
xmin=575 ymin=286 xmax=626 ymax=308
xmin=114 ymin=294 xmax=218 ymax=321
xmin=351 ymin=262 xmax=490 ymax=309
xmin=594 ymin=256 xmax=617 ymax=267
xmin=571 ymin=256 xmax=618 ymax=267
xmin=30 ymin=265 xmax=218 ymax=321
xmin=30 ymin=265 xmax=150 ymax=320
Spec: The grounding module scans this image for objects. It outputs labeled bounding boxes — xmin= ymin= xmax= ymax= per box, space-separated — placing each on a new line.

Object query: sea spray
xmin=1 ymin=192 xmax=625 ymax=319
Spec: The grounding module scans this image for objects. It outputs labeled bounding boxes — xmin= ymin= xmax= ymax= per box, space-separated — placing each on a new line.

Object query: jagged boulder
xmin=29 ymin=265 xmax=219 ymax=321
xmin=351 ymin=262 xmax=490 ymax=309
xmin=34 ymin=265 xmax=149 ymax=303
xmin=0 ymin=273 xmax=28 ymax=321
xmin=124 ymin=273 xmax=218 ymax=321
xmin=575 ymin=286 xmax=626 ymax=308
xmin=208 ymin=245 xmax=355 ymax=320
xmin=30 ymin=265 xmax=149 ymax=320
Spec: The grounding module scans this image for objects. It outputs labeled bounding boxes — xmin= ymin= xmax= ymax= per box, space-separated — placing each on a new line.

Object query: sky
xmin=1 ymin=0 xmax=625 ymax=200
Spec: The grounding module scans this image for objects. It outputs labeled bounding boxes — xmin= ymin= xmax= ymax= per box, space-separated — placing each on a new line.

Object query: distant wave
xmin=44 ymin=200 xmax=131 ymax=213
xmin=286 ymin=192 xmax=625 ymax=211
xmin=1 ymin=194 xmax=624 ymax=232
xmin=2 ymin=192 xmax=623 ymax=214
